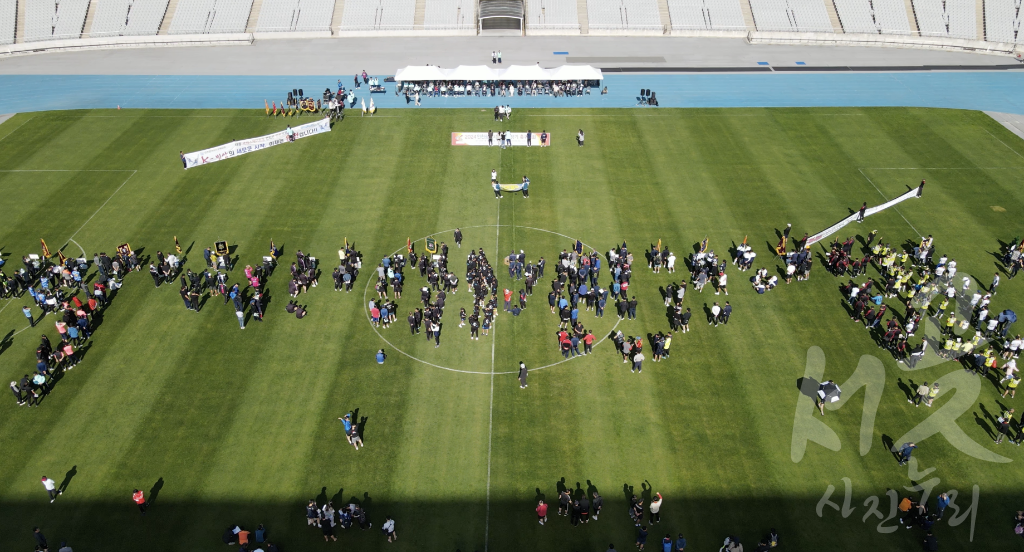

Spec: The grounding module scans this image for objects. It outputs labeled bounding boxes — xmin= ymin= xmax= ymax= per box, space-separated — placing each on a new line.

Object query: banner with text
xmin=806 ymin=184 xmax=924 ymax=246
xmin=452 ymin=132 xmax=550 ymax=147
xmin=183 ymin=118 xmax=331 ymax=169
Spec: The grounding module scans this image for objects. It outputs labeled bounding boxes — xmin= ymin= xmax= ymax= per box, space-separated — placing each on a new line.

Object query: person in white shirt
xmin=710 ymin=302 xmax=722 ymax=326
xmin=42 ymin=476 xmax=60 ymax=502
xmin=1001 ymin=359 xmax=1018 ymax=383
xmin=715 ymin=273 xmax=728 ymax=295
xmin=382 ymin=516 xmax=397 ymax=542
xmin=666 ymin=253 xmax=676 ymax=273
xmin=1005 ymin=336 xmax=1023 ymax=359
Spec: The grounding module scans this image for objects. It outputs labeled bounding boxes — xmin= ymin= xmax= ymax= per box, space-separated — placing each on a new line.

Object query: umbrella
xmin=818 ymin=381 xmax=841 ymax=403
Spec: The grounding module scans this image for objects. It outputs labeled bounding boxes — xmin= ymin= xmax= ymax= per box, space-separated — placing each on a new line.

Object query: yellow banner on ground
xmin=498 ymin=183 xmax=525 ymax=192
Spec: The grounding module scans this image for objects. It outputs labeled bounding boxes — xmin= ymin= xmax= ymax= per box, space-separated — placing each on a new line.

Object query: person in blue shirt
xmin=935 ymin=492 xmax=949 ymax=519
xmin=662 ymin=534 xmax=673 ymax=552
xmin=675 ymin=534 xmax=687 ymax=551
xmin=339 ymin=414 xmax=354 ymax=443
xmin=375 ymin=349 xmax=386 ymax=364
xmin=522 ymin=176 xmax=530 ymax=198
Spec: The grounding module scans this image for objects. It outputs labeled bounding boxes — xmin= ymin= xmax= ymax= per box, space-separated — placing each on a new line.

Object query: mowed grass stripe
xmin=3 ymin=108 xmax=1024 ymax=552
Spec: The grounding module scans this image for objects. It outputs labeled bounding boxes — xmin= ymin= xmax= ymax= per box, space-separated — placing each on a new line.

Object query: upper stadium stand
xmin=832 ymin=0 xmax=912 ymax=34
xmin=984 ymin=0 xmax=1023 ymax=44
xmin=0 ymin=0 xmax=1020 ymax=60
xmin=0 ymin=0 xmax=16 ymax=45
xmin=748 ymin=0 xmax=834 ymax=32
xmin=912 ymin=0 xmax=976 ymax=39
xmin=24 ymin=0 xmax=91 ymax=42
xmin=423 ymin=0 xmax=476 ymax=29
xmin=339 ymin=0 xmax=416 ymax=31
xmin=526 ymin=0 xmax=579 ymax=30
xmin=588 ymin=0 xmax=663 ymax=31
xmin=666 ymin=0 xmax=747 ymax=31
xmin=168 ymin=0 xmax=253 ymax=34
xmin=90 ymin=0 xmax=171 ymax=37
xmin=256 ymin=0 xmax=335 ymax=32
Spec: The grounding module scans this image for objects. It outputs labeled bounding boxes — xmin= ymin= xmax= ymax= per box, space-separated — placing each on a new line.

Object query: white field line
xmin=983 ymin=128 xmax=1024 ymax=161
xmin=0 ymin=116 xmax=34 ymax=143
xmin=484 ymin=197 xmax=499 ymax=552
xmin=857 ymin=168 xmax=920 ymax=235
xmin=67 ymin=171 xmax=137 ymax=242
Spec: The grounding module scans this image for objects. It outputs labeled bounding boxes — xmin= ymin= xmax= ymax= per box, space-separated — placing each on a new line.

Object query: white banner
xmin=183 ymin=118 xmax=332 ymax=169
xmin=451 ymin=132 xmax=550 ymax=147
xmin=806 ymin=184 xmax=923 ymax=246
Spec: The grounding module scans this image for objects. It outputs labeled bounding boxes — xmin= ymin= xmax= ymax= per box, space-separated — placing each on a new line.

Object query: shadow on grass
xmin=0 ymin=488 xmax=1011 ymax=552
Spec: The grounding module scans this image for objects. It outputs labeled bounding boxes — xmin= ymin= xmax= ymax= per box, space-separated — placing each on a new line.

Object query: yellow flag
xmin=265 ymin=99 xmax=270 ymax=116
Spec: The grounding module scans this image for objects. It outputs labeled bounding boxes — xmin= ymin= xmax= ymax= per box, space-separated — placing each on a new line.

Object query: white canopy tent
xmin=394 ymin=64 xmax=603 ymax=82
xmin=498 ymin=64 xmax=552 ymax=80
xmin=444 ymin=65 xmax=501 ymax=80
xmin=548 ymin=65 xmax=604 ymax=81
xmin=394 ymin=66 xmax=449 ymax=82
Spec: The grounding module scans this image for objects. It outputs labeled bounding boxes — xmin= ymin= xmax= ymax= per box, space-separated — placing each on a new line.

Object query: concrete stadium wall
xmin=747 ymin=31 xmax=1021 ymax=57
xmin=1 ymin=28 xmax=1021 ymax=59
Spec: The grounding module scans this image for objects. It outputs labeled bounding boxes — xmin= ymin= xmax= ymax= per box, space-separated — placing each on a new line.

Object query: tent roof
xmin=394 ymin=65 xmax=449 ymax=82
xmin=549 ymin=64 xmax=604 ymax=80
xmin=393 ymin=64 xmax=603 ymax=82
xmin=446 ymin=65 xmax=500 ymax=80
xmin=499 ymin=64 xmax=552 ymax=80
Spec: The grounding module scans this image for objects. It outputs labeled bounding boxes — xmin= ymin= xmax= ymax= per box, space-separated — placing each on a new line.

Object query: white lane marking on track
xmin=361 ymin=225 xmax=619 ymax=374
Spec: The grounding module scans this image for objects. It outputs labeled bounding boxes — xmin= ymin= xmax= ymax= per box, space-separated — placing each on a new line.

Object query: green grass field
xmin=2 ymin=106 xmax=1024 ymax=552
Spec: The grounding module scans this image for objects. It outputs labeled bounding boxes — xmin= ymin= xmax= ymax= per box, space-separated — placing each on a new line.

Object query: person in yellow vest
xmin=1002 ymin=376 xmax=1021 ymax=399
xmin=926 ymin=383 xmax=940 ymax=406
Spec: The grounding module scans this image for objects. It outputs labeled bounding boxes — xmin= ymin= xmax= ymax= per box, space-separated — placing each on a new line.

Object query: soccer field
xmin=2 ymin=106 xmax=1024 ymax=551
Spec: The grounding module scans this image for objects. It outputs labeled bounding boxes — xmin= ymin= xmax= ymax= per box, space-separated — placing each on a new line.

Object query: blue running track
xmin=1 ymin=72 xmax=1023 ymax=113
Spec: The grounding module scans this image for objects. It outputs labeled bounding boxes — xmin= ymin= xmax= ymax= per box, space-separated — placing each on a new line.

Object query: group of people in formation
xmin=826 ymin=231 xmax=1022 ymax=394
xmin=9 ymin=246 xmax=137 ymax=406
xmin=305 ymin=498 xmax=396 ymax=543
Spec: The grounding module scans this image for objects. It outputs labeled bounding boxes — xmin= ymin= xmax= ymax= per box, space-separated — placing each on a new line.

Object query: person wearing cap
xmin=926 ymin=382 xmax=941 ymax=406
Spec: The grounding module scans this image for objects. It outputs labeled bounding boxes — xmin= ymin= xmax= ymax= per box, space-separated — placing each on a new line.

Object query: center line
xmin=484 ymin=196 xmax=499 ymax=552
